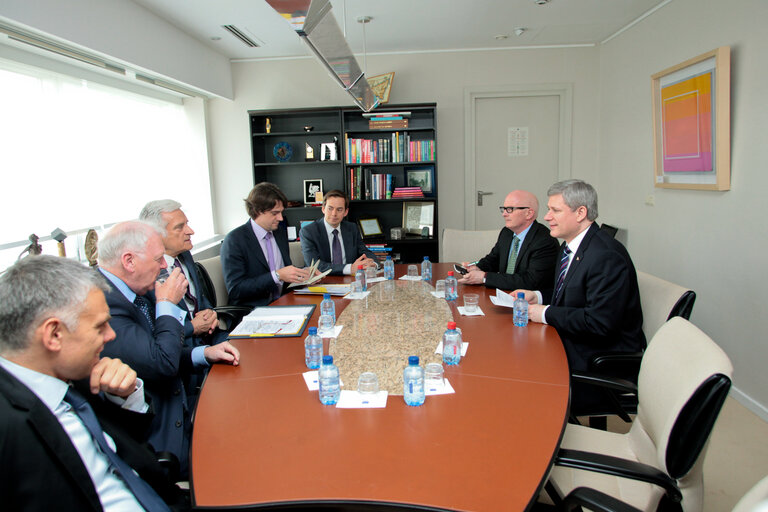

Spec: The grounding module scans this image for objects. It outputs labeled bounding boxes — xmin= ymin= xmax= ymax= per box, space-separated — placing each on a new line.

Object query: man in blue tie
xmin=299 ymin=189 xmax=379 ymax=275
xmin=513 ymin=180 xmax=645 ymax=414
xmin=98 ymin=221 xmax=239 ymax=476
xmin=221 ymin=182 xmax=310 ymax=308
xmin=0 ymin=255 xmax=185 ymax=510
xmin=459 ymin=189 xmax=559 ymax=291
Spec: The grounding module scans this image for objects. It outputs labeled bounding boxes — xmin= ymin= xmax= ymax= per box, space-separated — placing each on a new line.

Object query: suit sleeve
xmin=300 ymin=224 xmax=341 ymax=274
xmin=221 ymin=230 xmax=276 ymax=305
xmin=544 ymin=250 xmax=633 ymax=345
xmin=483 ymin=230 xmax=559 ymax=291
xmin=100 ymin=295 xmax=184 ymax=382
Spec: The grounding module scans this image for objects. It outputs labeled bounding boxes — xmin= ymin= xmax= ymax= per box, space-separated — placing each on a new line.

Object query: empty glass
xmin=463 ymin=293 xmax=479 ymax=313
xmin=365 ymin=265 xmax=377 ymax=280
xmin=318 ymin=314 xmax=335 ymax=336
xmin=435 ymin=279 xmax=446 ymax=297
xmin=407 ymin=265 xmax=418 ymax=278
xmin=424 ymin=363 xmax=444 ymax=391
xmin=357 ymin=372 xmax=379 ymax=394
xmin=350 ymin=280 xmax=363 ymax=295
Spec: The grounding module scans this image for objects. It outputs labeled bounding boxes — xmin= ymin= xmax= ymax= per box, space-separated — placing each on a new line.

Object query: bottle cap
xmin=447 ymin=321 xmax=456 ymax=330
xmin=408 ymin=355 xmax=419 ymax=365
xmin=386 ymin=255 xmax=392 ymax=260
xmin=308 ymin=327 xmax=317 ymax=335
xmin=423 ymin=256 xmax=429 ymax=260
xmin=358 ymin=265 xmax=364 ymax=269
xmin=323 ymin=355 xmax=333 ymax=364
xmin=447 ymin=271 xmax=454 ymax=276
xmin=323 ymin=293 xmax=330 ymax=299
xmin=517 ymin=292 xmax=525 ymax=299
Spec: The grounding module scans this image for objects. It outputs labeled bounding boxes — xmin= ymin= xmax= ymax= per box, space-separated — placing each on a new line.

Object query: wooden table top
xmin=191 ymin=263 xmax=570 ymax=511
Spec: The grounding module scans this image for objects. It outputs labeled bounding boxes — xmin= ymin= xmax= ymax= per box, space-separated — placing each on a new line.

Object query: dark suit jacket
xmin=221 ymin=220 xmax=292 ymax=308
xmin=299 ymin=218 xmax=378 ymax=275
xmin=177 ymin=250 xmax=213 ymax=340
xmin=98 ymin=273 xmax=191 ymax=474
xmin=543 ymin=223 xmax=646 ymax=377
xmin=476 ymin=220 xmax=560 ymax=291
xmin=0 ymin=365 xmax=182 ymax=510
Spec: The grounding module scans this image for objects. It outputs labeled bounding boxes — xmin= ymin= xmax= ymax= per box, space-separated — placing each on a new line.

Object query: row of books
xmin=391 ymin=187 xmax=424 ymax=198
xmin=344 ymin=132 xmax=434 ymax=164
xmin=366 ymin=112 xmax=410 ymax=130
xmin=347 ymin=167 xmax=394 ymax=200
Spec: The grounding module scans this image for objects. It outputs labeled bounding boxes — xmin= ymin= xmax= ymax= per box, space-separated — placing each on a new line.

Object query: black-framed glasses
xmin=499 ymin=206 xmax=530 ymax=214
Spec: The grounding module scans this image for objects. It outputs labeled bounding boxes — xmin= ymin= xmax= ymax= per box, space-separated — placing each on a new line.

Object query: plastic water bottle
xmin=421 ymin=256 xmax=432 ymax=281
xmin=513 ymin=292 xmax=529 ymax=327
xmin=445 ymin=271 xmax=458 ymax=301
xmin=403 ymin=356 xmax=425 ymax=406
xmin=320 ymin=293 xmax=335 ymax=322
xmin=442 ymin=321 xmax=462 ymax=365
xmin=355 ymin=264 xmax=367 ymax=291
xmin=318 ymin=355 xmax=340 ymax=405
xmin=384 ymin=255 xmax=395 ymax=280
xmin=304 ymin=327 xmax=322 ymax=369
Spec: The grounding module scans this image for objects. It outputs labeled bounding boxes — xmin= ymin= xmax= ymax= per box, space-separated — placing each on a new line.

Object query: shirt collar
xmin=324 ymin=219 xmax=341 ymax=236
xmin=566 ymin=224 xmax=591 ymax=255
xmin=514 ymin=222 xmax=533 ymax=245
xmin=250 ymin=218 xmax=270 ymax=240
xmin=0 ymin=356 xmax=68 ymax=413
xmin=99 ymin=267 xmax=136 ymax=303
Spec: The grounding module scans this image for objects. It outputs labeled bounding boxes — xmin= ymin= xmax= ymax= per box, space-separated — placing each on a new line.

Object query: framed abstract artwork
xmin=651 ymin=46 xmax=730 ymax=190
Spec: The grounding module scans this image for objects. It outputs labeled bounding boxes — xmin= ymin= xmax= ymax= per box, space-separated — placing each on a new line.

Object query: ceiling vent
xmin=221 ymin=25 xmax=260 ymax=47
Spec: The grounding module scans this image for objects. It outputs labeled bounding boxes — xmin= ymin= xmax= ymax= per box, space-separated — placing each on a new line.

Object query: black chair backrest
xmin=600 ymin=223 xmax=619 ymax=238
xmin=194 ymin=261 xmax=218 ymax=308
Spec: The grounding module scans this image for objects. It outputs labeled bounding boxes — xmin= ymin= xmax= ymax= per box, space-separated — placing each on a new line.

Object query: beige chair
xmin=733 ymin=475 xmax=768 ymax=512
xmin=194 ymin=255 xmax=251 ymax=328
xmin=441 ymin=228 xmax=499 ymax=263
xmin=289 ymin=241 xmax=305 ymax=267
xmin=543 ymin=317 xmax=733 ymax=512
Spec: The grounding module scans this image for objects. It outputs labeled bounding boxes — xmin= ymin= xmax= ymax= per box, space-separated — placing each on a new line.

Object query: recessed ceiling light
xmin=494 ymin=34 xmax=508 ymax=40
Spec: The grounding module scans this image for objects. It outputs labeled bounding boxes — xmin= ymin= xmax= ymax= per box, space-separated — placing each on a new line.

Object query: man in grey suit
xmin=299 ymin=189 xmax=379 ymax=275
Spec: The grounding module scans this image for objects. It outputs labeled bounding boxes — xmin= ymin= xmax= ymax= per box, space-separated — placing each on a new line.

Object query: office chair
xmin=600 ymin=223 xmax=619 ymax=238
xmin=541 ymin=317 xmax=732 ymax=512
xmin=195 ymin=255 xmax=251 ymax=329
xmin=441 ymin=228 xmax=499 ymax=263
xmin=580 ymin=271 xmax=697 ymax=428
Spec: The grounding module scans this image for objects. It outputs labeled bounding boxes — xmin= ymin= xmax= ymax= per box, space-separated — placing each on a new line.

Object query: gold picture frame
xmin=367 ymin=72 xmax=395 ymax=104
xmin=651 ymin=47 xmax=730 ymax=191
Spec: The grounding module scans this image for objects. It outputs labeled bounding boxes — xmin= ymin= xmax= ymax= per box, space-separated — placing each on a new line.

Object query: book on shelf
xmin=362 ymin=111 xmax=411 ymax=118
xmin=347 ymin=166 xmax=395 ymax=200
xmin=369 ymin=119 xmax=408 ymax=130
xmin=392 ymin=186 xmax=424 ymax=198
xmin=345 ymin=132 xmax=434 ymax=164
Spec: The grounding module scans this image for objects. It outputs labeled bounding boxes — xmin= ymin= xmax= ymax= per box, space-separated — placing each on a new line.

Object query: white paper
xmin=366 ymin=276 xmax=386 ymax=284
xmin=398 ymin=275 xmax=422 ymax=281
xmin=425 ymin=378 xmax=455 ymax=396
xmin=288 ymin=259 xmax=333 ymax=288
xmin=319 ymin=325 xmax=344 ymax=339
xmin=335 ymin=390 xmax=388 ymax=408
xmin=458 ymin=306 xmax=484 ymax=316
xmin=430 ymin=291 xmax=445 ymax=298
xmin=434 ymin=341 xmax=469 ymax=356
xmin=490 ymin=288 xmax=516 ymax=308
xmin=345 ymin=291 xmax=371 ymax=300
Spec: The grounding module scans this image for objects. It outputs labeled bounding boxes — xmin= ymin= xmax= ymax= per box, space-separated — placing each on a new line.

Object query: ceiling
xmin=129 ymin=0 xmax=670 ymax=61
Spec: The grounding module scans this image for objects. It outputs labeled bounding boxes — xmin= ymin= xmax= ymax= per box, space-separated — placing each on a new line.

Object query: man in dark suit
xmin=0 ymin=255 xmax=184 ymax=510
xmin=98 ymin=221 xmax=239 ymax=476
xmin=515 ymin=180 xmax=645 ymax=414
xmin=221 ymin=182 xmax=310 ymax=308
xmin=299 ymin=189 xmax=379 ymax=276
xmin=459 ymin=189 xmax=559 ymax=291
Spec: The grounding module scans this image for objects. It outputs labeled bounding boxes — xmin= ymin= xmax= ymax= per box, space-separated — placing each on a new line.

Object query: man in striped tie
xmin=513 ymin=180 xmax=645 ymax=414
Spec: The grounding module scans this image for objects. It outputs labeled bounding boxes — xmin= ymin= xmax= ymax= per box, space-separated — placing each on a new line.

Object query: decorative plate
xmin=273 ymin=141 xmax=293 ymax=162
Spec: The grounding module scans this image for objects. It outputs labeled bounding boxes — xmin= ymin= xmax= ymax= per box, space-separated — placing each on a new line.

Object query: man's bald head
xmin=501 ymin=190 xmax=539 ymax=234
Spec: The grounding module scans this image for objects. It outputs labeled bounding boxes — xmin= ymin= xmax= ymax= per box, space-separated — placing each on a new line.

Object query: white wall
xmin=208 ymin=47 xmax=602 ymax=233
xmin=596 ymin=0 xmax=768 ymax=415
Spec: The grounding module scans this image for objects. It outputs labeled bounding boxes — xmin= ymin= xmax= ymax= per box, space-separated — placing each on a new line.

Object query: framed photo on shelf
xmin=402 ymin=201 xmax=434 ymax=235
xmin=406 ymin=166 xmax=435 ymax=196
xmin=303 ymin=179 xmax=323 ymax=204
xmin=357 ymin=218 xmax=383 ymax=239
xmin=651 ymin=46 xmax=730 ymax=191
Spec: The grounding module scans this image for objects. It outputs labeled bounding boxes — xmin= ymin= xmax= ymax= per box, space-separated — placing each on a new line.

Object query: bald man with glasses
xmin=459 ymin=190 xmax=559 ymax=291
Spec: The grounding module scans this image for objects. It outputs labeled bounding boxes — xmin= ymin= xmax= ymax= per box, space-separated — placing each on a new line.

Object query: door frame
xmin=463 ymin=84 xmax=573 ymax=229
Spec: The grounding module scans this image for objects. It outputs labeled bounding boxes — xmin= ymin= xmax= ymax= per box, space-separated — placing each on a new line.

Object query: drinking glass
xmin=424 ymin=363 xmax=444 ymax=391
xmin=318 ymin=314 xmax=335 ymax=336
xmin=407 ymin=265 xmax=418 ymax=278
xmin=357 ymin=372 xmax=379 ymax=394
xmin=350 ymin=280 xmax=362 ymax=295
xmin=463 ymin=293 xmax=479 ymax=313
xmin=435 ymin=279 xmax=446 ymax=297
xmin=365 ymin=265 xmax=377 ymax=280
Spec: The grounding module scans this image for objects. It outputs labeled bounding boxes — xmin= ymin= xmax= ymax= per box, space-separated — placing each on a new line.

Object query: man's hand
xmin=155 ymin=266 xmax=188 ymax=304
xmin=276 ymin=265 xmax=310 ymax=284
xmin=528 ymin=304 xmax=546 ymax=323
xmin=191 ymin=309 xmax=218 ymax=335
xmin=353 ymin=254 xmax=377 ymax=269
xmin=461 ymin=261 xmax=478 ymax=270
xmin=204 ymin=342 xmax=240 ymax=366
xmin=90 ymin=357 xmax=138 ymax=398
xmin=458 ymin=269 xmax=486 ymax=285
xmin=511 ymin=289 xmax=538 ymax=304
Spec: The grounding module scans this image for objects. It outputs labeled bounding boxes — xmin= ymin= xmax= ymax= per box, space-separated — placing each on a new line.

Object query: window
xmin=0 ymin=58 xmax=214 ymax=270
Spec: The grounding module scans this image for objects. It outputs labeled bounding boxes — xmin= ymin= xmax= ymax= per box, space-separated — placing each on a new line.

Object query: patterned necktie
xmin=133 ymin=295 xmax=154 ymax=331
xmin=173 ymin=258 xmax=198 ymax=314
xmin=505 ymin=235 xmax=520 ymax=274
xmin=554 ymin=245 xmax=572 ymax=301
xmin=331 ymin=229 xmax=343 ymax=265
xmin=64 ymin=388 xmax=171 ymax=512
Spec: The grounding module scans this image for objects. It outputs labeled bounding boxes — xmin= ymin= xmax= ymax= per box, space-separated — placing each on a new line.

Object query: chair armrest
xmin=213 ymin=306 xmax=252 ymax=330
xmin=562 ymin=487 xmax=642 ymax=512
xmin=571 ymin=371 xmax=638 ymax=394
xmin=156 ymin=450 xmax=180 ymax=484
xmin=555 ymin=449 xmax=682 ymax=503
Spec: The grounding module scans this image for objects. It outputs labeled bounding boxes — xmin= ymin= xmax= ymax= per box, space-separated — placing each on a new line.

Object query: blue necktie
xmin=331 ymin=229 xmax=343 ymax=265
xmin=64 ymin=388 xmax=171 ymax=512
xmin=554 ymin=245 xmax=571 ymax=301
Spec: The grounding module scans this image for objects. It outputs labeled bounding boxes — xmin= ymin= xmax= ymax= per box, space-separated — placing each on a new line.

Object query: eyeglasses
xmin=499 ymin=206 xmax=530 ymax=214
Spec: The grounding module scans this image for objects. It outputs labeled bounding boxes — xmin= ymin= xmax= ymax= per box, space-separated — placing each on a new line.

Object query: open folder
xmin=229 ymin=305 xmax=316 ymax=338
xmin=287 ymin=259 xmax=332 ymax=288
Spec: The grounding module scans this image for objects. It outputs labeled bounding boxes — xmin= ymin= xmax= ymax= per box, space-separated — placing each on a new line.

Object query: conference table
xmin=191 ymin=263 xmax=570 ymax=511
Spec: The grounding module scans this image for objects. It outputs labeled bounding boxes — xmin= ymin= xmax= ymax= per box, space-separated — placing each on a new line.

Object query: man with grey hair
xmin=513 ymin=179 xmax=645 ymax=414
xmin=0 ymin=255 xmax=183 ymax=510
xmin=140 ymin=200 xmax=224 ymax=394
xmin=98 ymin=220 xmax=240 ymax=476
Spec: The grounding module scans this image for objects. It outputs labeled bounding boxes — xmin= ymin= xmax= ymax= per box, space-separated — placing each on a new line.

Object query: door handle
xmin=477 ymin=191 xmax=494 ymax=206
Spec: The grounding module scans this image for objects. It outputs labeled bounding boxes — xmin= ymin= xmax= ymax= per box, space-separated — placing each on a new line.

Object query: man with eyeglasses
xmin=221 ymin=182 xmax=311 ymax=308
xmin=459 ymin=190 xmax=559 ymax=291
